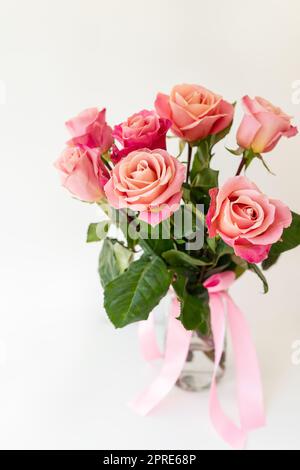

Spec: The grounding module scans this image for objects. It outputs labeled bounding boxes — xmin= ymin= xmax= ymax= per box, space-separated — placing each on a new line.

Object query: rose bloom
xmin=237 ymin=96 xmax=298 ymax=153
xmin=55 ymin=146 xmax=109 ymax=202
xmin=112 ymin=109 xmax=171 ymax=162
xmin=104 ymin=148 xmax=185 ymax=225
xmin=207 ymin=176 xmax=292 ymax=263
xmin=155 ymin=83 xmax=234 ymax=143
xmin=66 ymin=107 xmax=113 ymax=152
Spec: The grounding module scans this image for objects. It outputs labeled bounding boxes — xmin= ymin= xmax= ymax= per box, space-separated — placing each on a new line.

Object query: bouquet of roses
xmin=55 ymin=84 xmax=299 ymax=330
xmin=55 ymin=83 xmax=299 ymax=448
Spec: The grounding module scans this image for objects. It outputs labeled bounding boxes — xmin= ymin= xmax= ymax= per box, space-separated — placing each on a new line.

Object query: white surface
xmin=0 ymin=0 xmax=300 ymax=450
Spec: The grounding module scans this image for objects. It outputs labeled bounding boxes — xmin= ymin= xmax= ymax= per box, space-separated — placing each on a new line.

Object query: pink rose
xmin=111 ymin=109 xmax=171 ymax=162
xmin=207 ymin=175 xmax=292 ymax=263
xmin=104 ymin=148 xmax=185 ymax=225
xmin=155 ymin=83 xmax=234 ymax=143
xmin=55 ymin=146 xmax=109 ymax=202
xmin=237 ymin=96 xmax=298 ymax=153
xmin=66 ymin=107 xmax=113 ymax=153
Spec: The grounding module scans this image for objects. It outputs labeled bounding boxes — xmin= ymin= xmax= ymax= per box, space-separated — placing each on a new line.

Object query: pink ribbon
xmin=129 ymin=297 xmax=192 ymax=415
xmin=138 ymin=311 xmax=163 ymax=362
xmin=130 ymin=271 xmax=265 ymax=449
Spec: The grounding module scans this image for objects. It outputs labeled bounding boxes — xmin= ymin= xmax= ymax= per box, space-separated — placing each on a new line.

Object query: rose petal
xmin=233 ymin=239 xmax=271 ymax=263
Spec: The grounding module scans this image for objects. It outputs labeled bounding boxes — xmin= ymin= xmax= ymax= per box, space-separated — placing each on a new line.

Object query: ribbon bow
xmin=130 ymin=271 xmax=265 ymax=449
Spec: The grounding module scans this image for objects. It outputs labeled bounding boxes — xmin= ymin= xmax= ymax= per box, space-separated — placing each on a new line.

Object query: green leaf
xmin=99 ymin=239 xmax=120 ymax=287
xmin=234 ymin=265 xmax=247 ymax=279
xmin=182 ymin=182 xmax=191 ymax=202
xmin=110 ymin=208 xmax=139 ymax=251
xmin=98 ymin=239 xmax=132 ymax=288
xmin=172 ymin=274 xmax=210 ymax=333
xmin=192 ymin=167 xmax=219 ymax=190
xmin=248 ymin=264 xmax=269 ymax=293
xmin=113 ymin=243 xmax=133 ymax=272
xmin=226 ymin=146 xmax=244 ymax=156
xmin=204 ymin=262 xmax=231 ymax=278
xmin=216 ymin=239 xmax=234 ymax=258
xmin=180 ymin=285 xmax=210 ymax=333
xmin=207 ymin=237 xmax=216 ymax=253
xmin=177 ymin=139 xmax=186 ymax=157
xmin=138 ymin=221 xmax=174 ymax=256
xmin=104 ymin=255 xmax=172 ymax=328
xmin=257 ymin=154 xmax=276 ymax=175
xmin=171 ymin=272 xmax=186 ymax=299
xmin=208 ymin=239 xmax=234 ymax=268
xmin=171 ymin=204 xmax=204 ymax=243
xmin=97 ymin=199 xmax=112 ymax=218
xmin=190 ymin=186 xmax=211 ymax=210
xmin=190 ymin=141 xmax=210 ymax=181
xmin=162 ymin=250 xmax=212 ymax=268
xmin=231 ymin=254 xmax=248 ymax=270
xmin=262 ymin=211 xmax=300 ymax=270
xmin=86 ymin=221 xmax=109 ymax=243
xmin=174 ymin=239 xmax=186 ymax=245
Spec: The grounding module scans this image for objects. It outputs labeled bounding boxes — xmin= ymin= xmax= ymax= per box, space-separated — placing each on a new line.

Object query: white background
xmin=0 ymin=0 xmax=300 ymax=450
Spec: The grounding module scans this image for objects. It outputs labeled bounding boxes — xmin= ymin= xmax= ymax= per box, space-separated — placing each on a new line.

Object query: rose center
xmin=243 ymin=205 xmax=257 ymax=220
xmin=130 ymin=159 xmax=157 ymax=183
xmin=137 ymin=160 xmax=149 ymax=171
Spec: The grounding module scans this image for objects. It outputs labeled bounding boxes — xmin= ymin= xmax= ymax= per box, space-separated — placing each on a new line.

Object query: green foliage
xmin=172 ymin=273 xmax=210 ymax=333
xmin=110 ymin=208 xmax=139 ymax=251
xmin=190 ymin=140 xmax=211 ymax=182
xmin=86 ymin=221 xmax=110 ymax=243
xmin=192 ymin=168 xmax=219 ymax=191
xmin=179 ymin=291 xmax=210 ymax=333
xmin=262 ymin=211 xmax=300 ymax=270
xmin=162 ymin=250 xmax=212 ymax=268
xmin=188 ymin=139 xmax=219 ymax=209
xmin=138 ymin=220 xmax=174 ymax=256
xmin=226 ymin=146 xmax=244 ymax=156
xmin=248 ymin=264 xmax=269 ymax=293
xmin=177 ymin=139 xmax=186 ymax=157
xmin=98 ymin=239 xmax=132 ymax=288
xmin=256 ymin=154 xmax=275 ymax=175
xmin=104 ymin=255 xmax=172 ymax=328
xmin=189 ymin=187 xmax=211 ymax=211
xmin=215 ymin=238 xmax=234 ymax=259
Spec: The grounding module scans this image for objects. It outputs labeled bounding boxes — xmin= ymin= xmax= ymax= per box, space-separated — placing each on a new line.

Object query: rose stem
xmin=185 ymin=144 xmax=192 ymax=183
xmin=235 ymin=156 xmax=246 ymax=176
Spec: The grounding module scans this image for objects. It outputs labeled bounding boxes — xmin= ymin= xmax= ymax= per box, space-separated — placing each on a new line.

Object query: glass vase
xmin=176 ymin=331 xmax=226 ymax=392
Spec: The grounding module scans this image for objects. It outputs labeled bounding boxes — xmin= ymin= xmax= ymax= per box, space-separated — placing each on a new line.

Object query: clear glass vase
xmin=176 ymin=331 xmax=226 ymax=392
